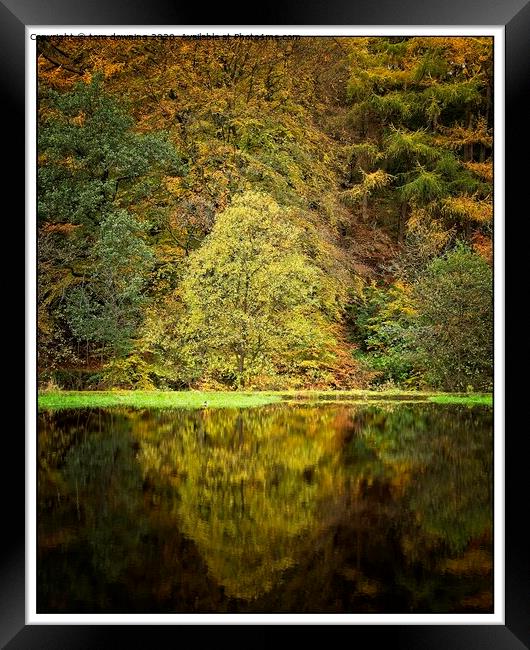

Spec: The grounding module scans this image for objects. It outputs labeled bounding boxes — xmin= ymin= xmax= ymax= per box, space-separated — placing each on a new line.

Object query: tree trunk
xmin=237 ymin=352 xmax=245 ymax=387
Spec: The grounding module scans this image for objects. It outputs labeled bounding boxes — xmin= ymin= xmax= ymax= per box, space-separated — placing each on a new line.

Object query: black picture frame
xmin=11 ymin=0 xmax=526 ymax=646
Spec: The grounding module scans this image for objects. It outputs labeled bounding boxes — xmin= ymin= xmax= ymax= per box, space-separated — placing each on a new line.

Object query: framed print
xmin=9 ymin=0 xmax=526 ymax=646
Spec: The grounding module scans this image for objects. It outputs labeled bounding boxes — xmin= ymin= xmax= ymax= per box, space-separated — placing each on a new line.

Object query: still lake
xmin=37 ymin=402 xmax=493 ymax=613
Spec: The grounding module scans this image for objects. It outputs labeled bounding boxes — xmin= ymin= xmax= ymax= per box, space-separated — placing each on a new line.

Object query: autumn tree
xmin=345 ymin=37 xmax=493 ymax=247
xmin=180 ymin=192 xmax=336 ymax=387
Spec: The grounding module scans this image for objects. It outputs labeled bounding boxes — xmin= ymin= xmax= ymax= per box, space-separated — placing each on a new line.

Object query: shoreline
xmin=37 ymin=390 xmax=493 ymax=410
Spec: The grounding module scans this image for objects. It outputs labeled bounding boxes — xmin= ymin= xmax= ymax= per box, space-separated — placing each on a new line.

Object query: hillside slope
xmin=37 ymin=36 xmax=493 ymax=391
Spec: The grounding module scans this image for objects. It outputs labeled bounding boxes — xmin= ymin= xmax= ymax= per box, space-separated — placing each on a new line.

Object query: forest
xmin=37 ymin=35 xmax=494 ymax=393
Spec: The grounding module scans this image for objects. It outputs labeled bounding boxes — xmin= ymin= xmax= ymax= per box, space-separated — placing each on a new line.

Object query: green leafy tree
xmin=180 ymin=191 xmax=335 ymax=387
xmin=38 ymin=74 xmax=181 ymax=378
xmin=38 ymin=73 xmax=180 ymax=228
xmin=349 ymin=281 xmax=418 ymax=386
xmin=349 ymin=242 xmax=492 ymax=390
xmin=411 ymin=242 xmax=493 ymax=390
xmin=65 ymin=210 xmax=154 ymax=360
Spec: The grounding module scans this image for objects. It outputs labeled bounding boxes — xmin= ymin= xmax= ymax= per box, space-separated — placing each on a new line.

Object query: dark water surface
xmin=37 ymin=403 xmax=493 ymax=613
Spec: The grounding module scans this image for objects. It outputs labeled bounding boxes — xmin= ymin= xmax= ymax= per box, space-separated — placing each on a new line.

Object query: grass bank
xmin=37 ymin=389 xmax=492 ymax=410
xmin=427 ymin=394 xmax=492 ymax=406
xmin=37 ymin=390 xmax=282 ymax=411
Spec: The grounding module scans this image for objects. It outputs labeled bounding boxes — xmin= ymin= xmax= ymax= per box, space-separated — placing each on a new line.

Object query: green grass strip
xmin=38 ymin=389 xmax=492 ymax=411
xmin=37 ymin=390 xmax=282 ymax=411
xmin=428 ymin=394 xmax=492 ymax=406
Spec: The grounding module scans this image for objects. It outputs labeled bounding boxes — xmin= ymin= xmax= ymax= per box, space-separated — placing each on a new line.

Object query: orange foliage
xmin=471 ymin=232 xmax=493 ymax=264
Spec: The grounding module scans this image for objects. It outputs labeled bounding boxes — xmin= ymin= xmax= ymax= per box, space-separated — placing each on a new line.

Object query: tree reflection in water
xmin=38 ymin=403 xmax=493 ymax=613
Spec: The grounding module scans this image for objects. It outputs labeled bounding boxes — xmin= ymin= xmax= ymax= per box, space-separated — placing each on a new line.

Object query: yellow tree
xmin=180 ymin=192 xmax=337 ymax=387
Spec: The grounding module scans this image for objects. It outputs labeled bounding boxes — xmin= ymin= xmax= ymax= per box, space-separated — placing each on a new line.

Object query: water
xmin=37 ymin=402 xmax=493 ymax=613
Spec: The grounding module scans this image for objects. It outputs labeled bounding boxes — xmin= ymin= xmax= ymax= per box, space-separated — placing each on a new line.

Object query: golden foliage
xmin=441 ymin=195 xmax=493 ymax=224
xmin=464 ymin=161 xmax=493 ymax=183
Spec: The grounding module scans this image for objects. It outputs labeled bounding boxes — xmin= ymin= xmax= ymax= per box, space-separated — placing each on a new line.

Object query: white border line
xmin=27 ymin=26 xmax=504 ymax=625
xmin=26 ymin=23 xmax=37 ymax=629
